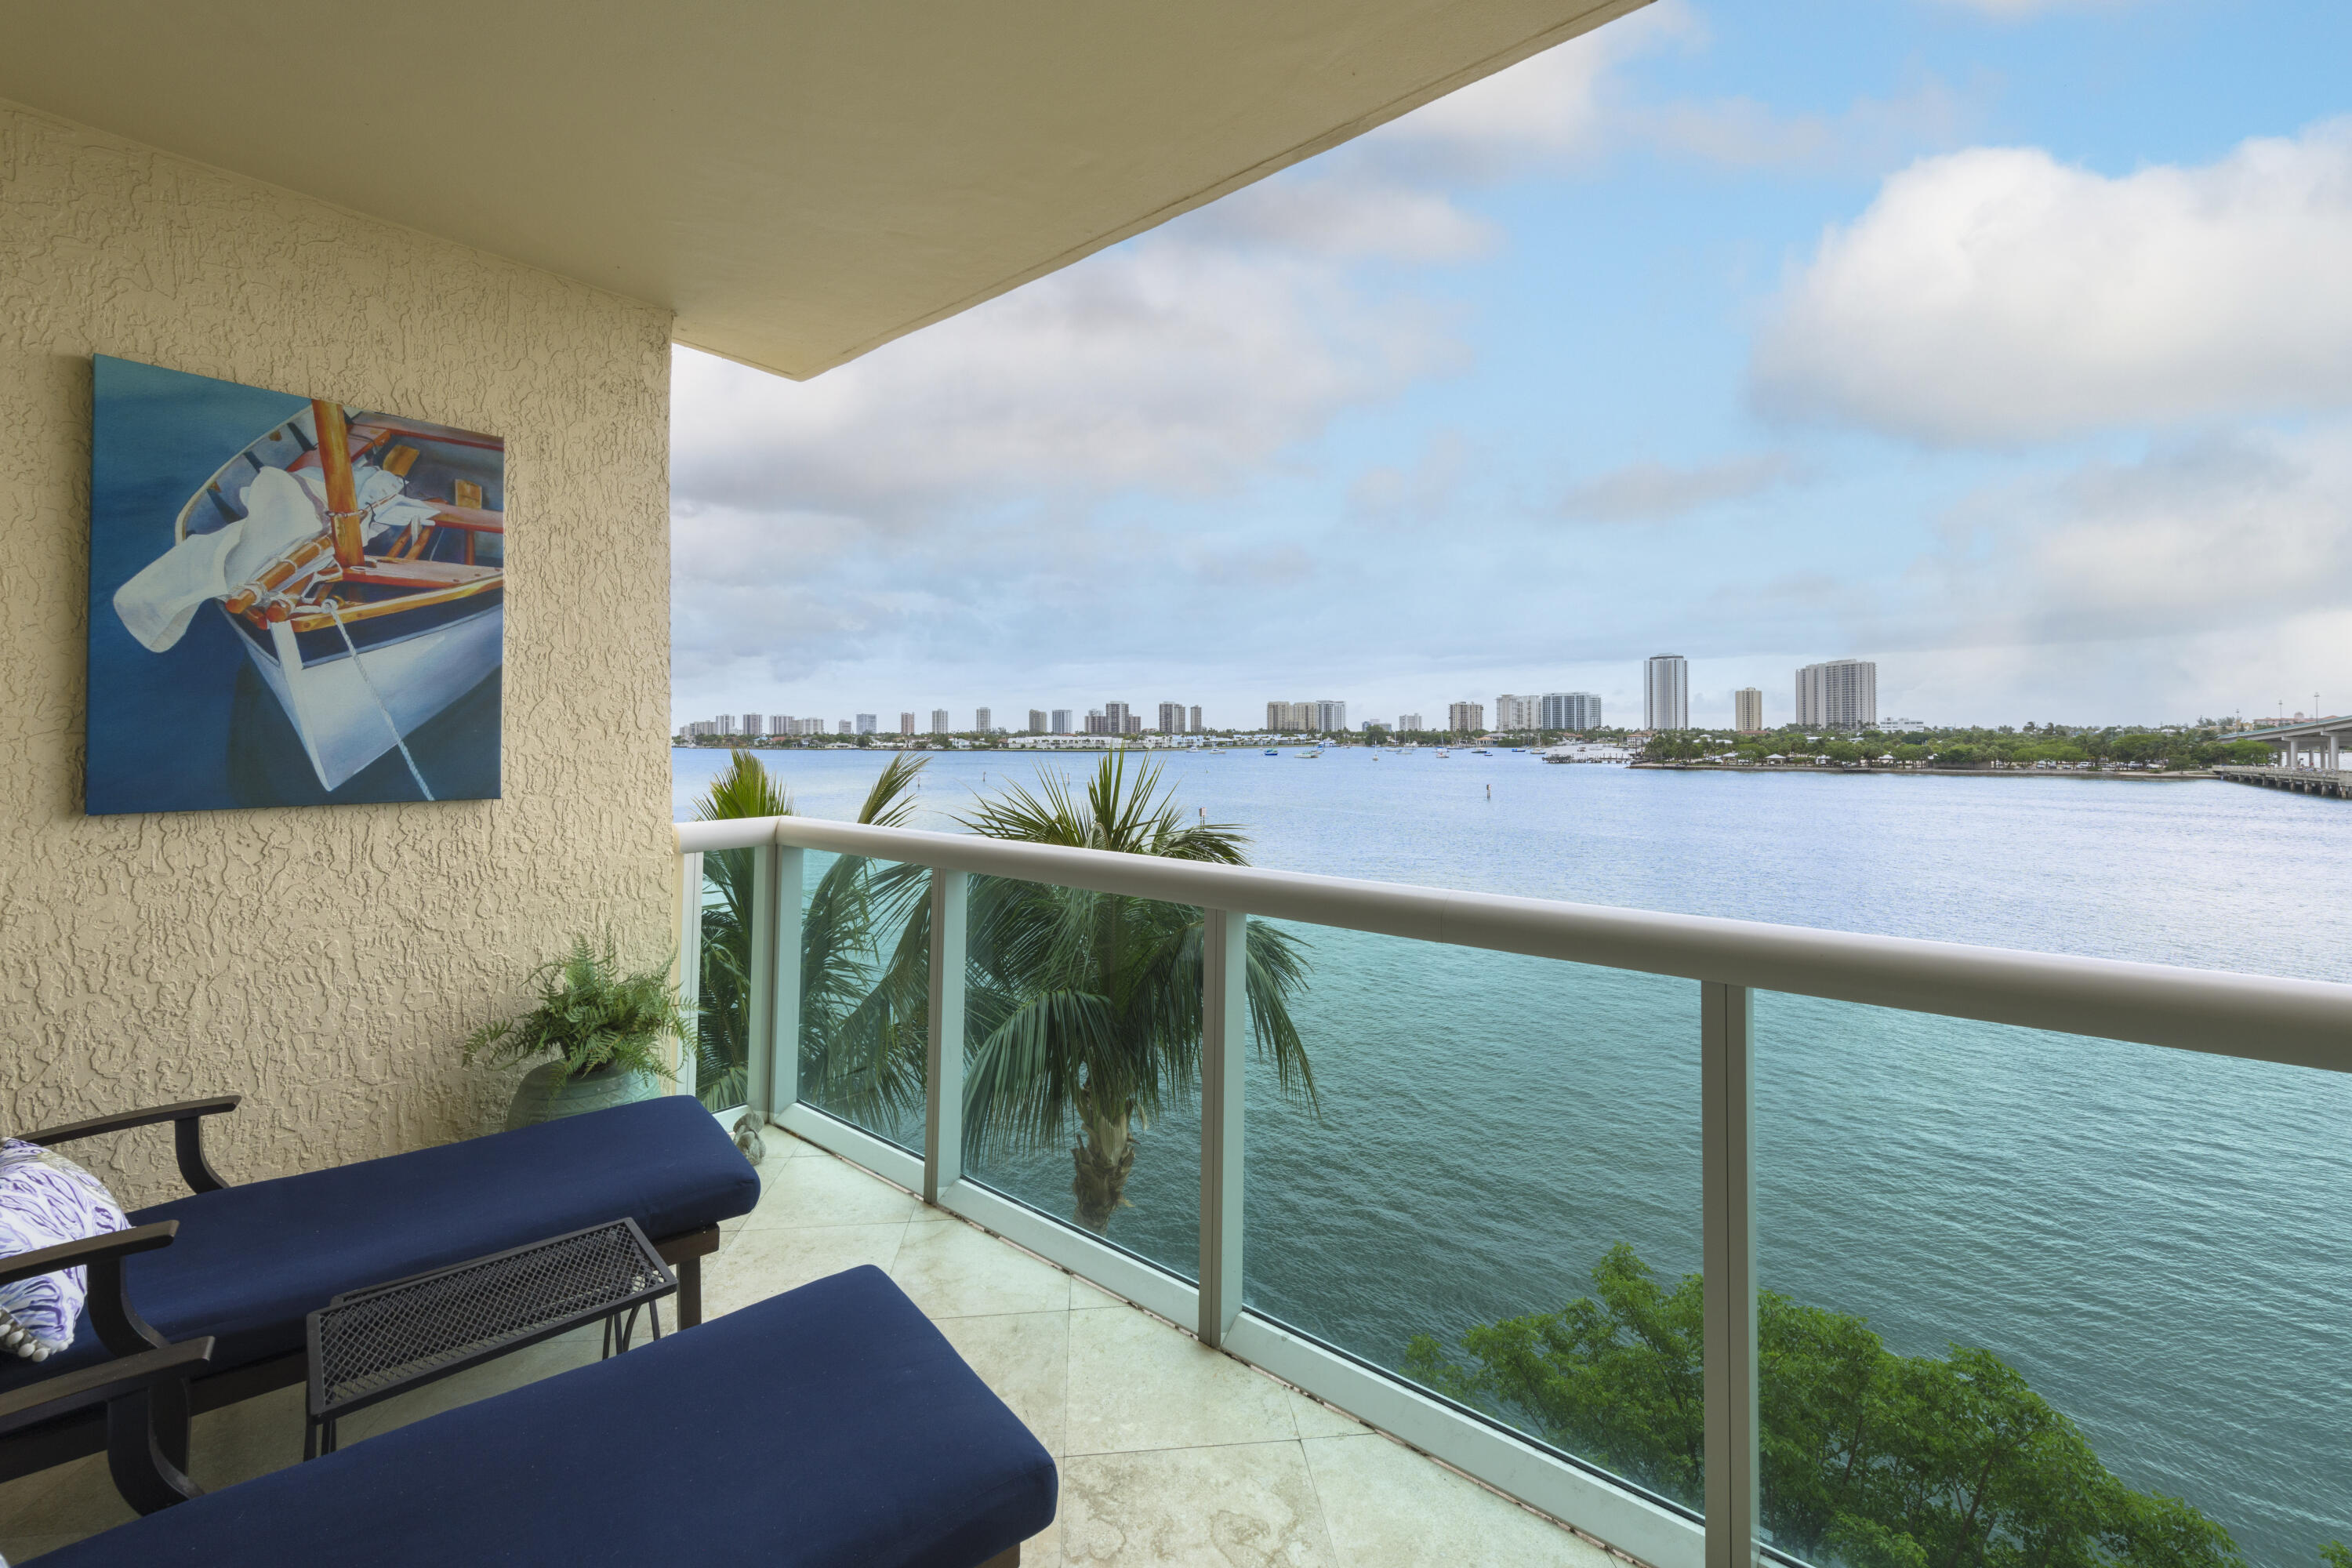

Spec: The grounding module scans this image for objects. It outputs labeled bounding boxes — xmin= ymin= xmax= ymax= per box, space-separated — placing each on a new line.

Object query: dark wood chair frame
xmin=0 ymin=1096 xmax=721 ymax=1494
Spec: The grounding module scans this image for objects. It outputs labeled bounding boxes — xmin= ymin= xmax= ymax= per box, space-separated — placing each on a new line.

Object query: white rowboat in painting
xmin=113 ymin=399 xmax=504 ymax=797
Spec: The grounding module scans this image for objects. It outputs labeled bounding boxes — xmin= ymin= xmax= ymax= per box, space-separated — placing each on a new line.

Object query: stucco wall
xmin=0 ymin=100 xmax=678 ymax=1207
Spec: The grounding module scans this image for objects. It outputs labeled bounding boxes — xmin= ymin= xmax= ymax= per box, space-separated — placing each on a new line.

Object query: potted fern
xmin=464 ymin=935 xmax=688 ymax=1129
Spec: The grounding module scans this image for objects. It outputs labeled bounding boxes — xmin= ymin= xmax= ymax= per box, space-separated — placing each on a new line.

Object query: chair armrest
xmin=16 ymin=1096 xmax=241 ymax=1195
xmin=0 ymin=1337 xmax=213 ymax=1514
xmin=0 ymin=1336 xmax=212 ymax=1436
xmin=0 ymin=1221 xmax=177 ymax=1291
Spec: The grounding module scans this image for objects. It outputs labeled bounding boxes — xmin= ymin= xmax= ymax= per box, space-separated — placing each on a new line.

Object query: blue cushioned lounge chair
xmin=0 ymin=1094 xmax=759 ymax=1485
xmin=7 ymin=1265 xmax=1056 ymax=1568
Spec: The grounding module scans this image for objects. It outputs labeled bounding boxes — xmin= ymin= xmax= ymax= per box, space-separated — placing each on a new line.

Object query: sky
xmin=669 ymin=0 xmax=2352 ymax=734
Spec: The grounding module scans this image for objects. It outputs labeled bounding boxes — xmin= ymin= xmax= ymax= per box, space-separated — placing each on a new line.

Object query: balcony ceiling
xmin=0 ymin=0 xmax=1646 ymax=379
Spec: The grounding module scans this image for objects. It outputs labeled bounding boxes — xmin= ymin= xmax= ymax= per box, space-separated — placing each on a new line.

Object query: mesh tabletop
xmin=310 ymin=1219 xmax=673 ymax=1421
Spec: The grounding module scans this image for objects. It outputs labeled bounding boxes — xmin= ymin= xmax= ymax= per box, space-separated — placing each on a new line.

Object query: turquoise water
xmin=674 ymin=746 xmax=2352 ymax=1563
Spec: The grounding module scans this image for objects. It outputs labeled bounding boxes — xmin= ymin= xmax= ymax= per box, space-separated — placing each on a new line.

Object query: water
xmin=674 ymin=746 xmax=2352 ymax=1562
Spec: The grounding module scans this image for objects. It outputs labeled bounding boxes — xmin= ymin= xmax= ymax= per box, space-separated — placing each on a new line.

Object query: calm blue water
xmin=675 ymin=746 xmax=2352 ymax=1563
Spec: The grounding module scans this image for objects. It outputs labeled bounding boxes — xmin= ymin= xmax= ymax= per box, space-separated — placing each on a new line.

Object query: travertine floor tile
xmin=739 ymin=1149 xmax=923 ymax=1230
xmin=1283 ymin=1388 xmax=1370 ymax=1439
xmin=931 ymin=1311 xmax=1070 ymax=1457
xmin=1061 ymin=1441 xmax=1335 ymax=1567
xmin=1301 ymin=1432 xmax=1613 ymax=1568
xmin=889 ymin=1215 xmax=1072 ymax=1319
xmin=1065 ymin=1305 xmax=1298 ymax=1455
xmin=702 ymin=1219 xmax=905 ymax=1317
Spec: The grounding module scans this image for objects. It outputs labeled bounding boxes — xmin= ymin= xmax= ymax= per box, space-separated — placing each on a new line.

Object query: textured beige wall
xmin=0 ymin=100 xmax=678 ymax=1207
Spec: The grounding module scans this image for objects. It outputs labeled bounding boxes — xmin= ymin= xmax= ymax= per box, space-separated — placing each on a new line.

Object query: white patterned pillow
xmin=0 ymin=1139 xmax=129 ymax=1360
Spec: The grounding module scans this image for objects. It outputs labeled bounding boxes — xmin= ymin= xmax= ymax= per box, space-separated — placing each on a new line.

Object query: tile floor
xmin=0 ymin=1131 xmax=1621 ymax=1566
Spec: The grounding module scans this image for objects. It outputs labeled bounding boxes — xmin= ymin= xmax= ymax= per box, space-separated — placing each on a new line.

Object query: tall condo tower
xmin=1158 ymin=701 xmax=1187 ymax=734
xmin=929 ymin=709 xmax=949 ymax=734
xmin=975 ymin=707 xmax=993 ymax=732
xmin=1734 ymin=688 xmax=1764 ymax=733
xmin=1028 ymin=710 xmax=1048 ymax=734
xmin=1189 ymin=705 xmax=1202 ymax=733
xmin=1795 ymin=660 xmax=1877 ymax=731
xmin=1051 ymin=709 xmax=1072 ymax=734
xmin=1643 ymin=655 xmax=1689 ymax=731
xmin=1540 ymin=692 xmax=1602 ymax=730
xmin=1446 ymin=700 xmax=1485 ymax=733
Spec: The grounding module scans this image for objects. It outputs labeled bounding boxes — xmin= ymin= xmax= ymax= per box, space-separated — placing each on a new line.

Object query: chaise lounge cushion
xmin=38 ymin=1265 xmax=1057 ymax=1568
xmin=0 ymin=1096 xmax=758 ymax=1396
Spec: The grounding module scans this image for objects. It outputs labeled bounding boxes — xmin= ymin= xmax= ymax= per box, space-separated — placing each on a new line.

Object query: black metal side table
xmin=304 ymin=1218 xmax=676 ymax=1458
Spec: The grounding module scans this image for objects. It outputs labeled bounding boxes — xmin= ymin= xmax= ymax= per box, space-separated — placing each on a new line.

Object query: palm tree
xmin=691 ymin=750 xmax=927 ymax=1113
xmin=866 ymin=753 xmax=1315 ymax=1230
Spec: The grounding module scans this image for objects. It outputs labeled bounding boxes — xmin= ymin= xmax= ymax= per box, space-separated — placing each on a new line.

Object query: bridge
xmin=2215 ymin=713 xmax=2352 ymax=799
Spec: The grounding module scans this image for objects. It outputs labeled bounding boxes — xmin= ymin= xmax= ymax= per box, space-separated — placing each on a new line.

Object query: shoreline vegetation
xmin=687 ymin=746 xmax=2344 ymax=1568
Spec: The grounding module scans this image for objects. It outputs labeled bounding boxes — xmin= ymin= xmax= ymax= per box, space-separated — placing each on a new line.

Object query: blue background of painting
xmin=85 ymin=355 xmax=501 ymax=815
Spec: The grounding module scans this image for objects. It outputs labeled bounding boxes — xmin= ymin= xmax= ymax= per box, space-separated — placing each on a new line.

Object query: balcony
xmin=0 ymin=1130 xmax=1607 ymax=1566
xmin=670 ymin=811 xmax=2352 ymax=1568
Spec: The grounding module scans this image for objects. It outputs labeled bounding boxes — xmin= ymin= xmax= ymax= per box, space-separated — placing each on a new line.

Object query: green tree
xmin=1405 ymin=1245 xmax=2242 ymax=1568
xmin=858 ymin=754 xmax=1317 ymax=1229
xmin=691 ymin=750 xmax=927 ymax=1112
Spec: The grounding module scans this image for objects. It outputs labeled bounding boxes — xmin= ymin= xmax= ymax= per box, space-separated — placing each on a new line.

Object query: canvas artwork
xmin=87 ymin=356 xmax=505 ymax=814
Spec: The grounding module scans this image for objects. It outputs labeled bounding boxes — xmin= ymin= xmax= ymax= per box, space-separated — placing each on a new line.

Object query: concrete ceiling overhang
xmin=0 ymin=0 xmax=1648 ymax=379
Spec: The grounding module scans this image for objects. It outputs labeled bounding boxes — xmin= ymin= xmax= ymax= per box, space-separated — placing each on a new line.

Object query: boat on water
xmin=1298 ymin=748 xmax=1322 ymax=758
xmin=1264 ymin=748 xmax=1280 ymax=757
xmin=1436 ymin=748 xmax=1451 ymax=758
xmin=114 ymin=398 xmax=504 ymax=797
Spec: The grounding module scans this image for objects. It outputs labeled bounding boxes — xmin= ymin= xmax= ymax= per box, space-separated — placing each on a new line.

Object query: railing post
xmin=1702 ymin=981 xmax=1758 ymax=1568
xmin=924 ymin=868 xmax=969 ymax=1206
xmin=1199 ymin=908 xmax=1246 ymax=1348
xmin=768 ymin=845 xmax=804 ymax=1119
xmin=674 ymin=850 xmax=703 ymax=1103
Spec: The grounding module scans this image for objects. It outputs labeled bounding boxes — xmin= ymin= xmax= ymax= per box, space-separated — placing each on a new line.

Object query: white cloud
xmin=1559 ymin=452 xmax=1800 ymax=521
xmin=1751 ymin=120 xmax=2352 ymax=444
xmin=673 ymin=239 xmax=1460 ymax=521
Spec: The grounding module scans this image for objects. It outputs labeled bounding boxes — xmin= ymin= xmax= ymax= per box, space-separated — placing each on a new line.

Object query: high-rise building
xmin=975 ymin=707 xmax=992 ymax=732
xmin=855 ymin=713 xmax=877 ymax=735
xmin=1446 ymin=700 xmax=1484 ymax=733
xmin=1734 ymin=688 xmax=1764 ymax=733
xmin=898 ymin=712 xmax=916 ymax=735
xmin=768 ymin=714 xmax=792 ymax=735
xmin=1795 ymin=660 xmax=1877 ymax=731
xmin=1158 ymin=701 xmax=1185 ymax=734
xmin=1643 ymin=655 xmax=1689 ymax=731
xmin=800 ymin=717 xmax=824 ymax=735
xmin=1051 ymin=709 xmax=1072 ymax=734
xmin=1123 ymin=713 xmax=1142 ymax=735
xmin=930 ymin=709 xmax=949 ymax=734
xmin=1314 ymin=699 xmax=1346 ymax=733
xmin=1086 ymin=708 xmax=1107 ymax=734
xmin=715 ymin=713 xmax=736 ymax=735
xmin=1494 ymin=694 xmax=1539 ymax=731
xmin=1103 ymin=702 xmax=1131 ymax=735
xmin=1266 ymin=701 xmax=1296 ymax=731
xmin=1028 ymin=710 xmax=1048 ymax=734
xmin=741 ymin=712 xmax=762 ymax=736
xmin=1188 ymin=705 xmax=1202 ymax=733
xmin=1539 ymin=692 xmax=1601 ymax=730
xmin=837 ymin=719 xmax=852 ymax=735
xmin=1399 ymin=712 xmax=1423 ymax=731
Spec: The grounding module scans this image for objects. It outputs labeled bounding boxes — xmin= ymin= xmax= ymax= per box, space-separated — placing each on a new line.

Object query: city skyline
xmin=666 ymin=5 xmax=2347 ymax=736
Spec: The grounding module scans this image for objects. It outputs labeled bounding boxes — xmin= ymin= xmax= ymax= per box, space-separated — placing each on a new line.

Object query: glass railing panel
xmin=793 ymin=850 xmax=930 ymax=1152
xmin=1243 ymin=923 xmax=1706 ymax=1513
xmin=693 ymin=846 xmax=754 ymax=1113
xmin=957 ymin=873 xmax=1203 ymax=1283
xmin=1754 ymin=993 xmax=2352 ymax=1568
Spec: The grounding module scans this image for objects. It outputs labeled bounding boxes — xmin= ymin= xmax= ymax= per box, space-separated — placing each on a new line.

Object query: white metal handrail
xmin=677 ymin=813 xmax=2352 ymax=1568
xmin=677 ymin=814 xmax=2352 ymax=1072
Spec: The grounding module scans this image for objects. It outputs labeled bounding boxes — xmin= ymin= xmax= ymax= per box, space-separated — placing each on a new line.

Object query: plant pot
xmin=503 ymin=1062 xmax=661 ymax=1131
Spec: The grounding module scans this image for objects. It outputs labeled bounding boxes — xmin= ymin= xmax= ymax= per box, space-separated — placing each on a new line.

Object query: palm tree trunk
xmin=1072 ymin=1100 xmax=1135 ymax=1231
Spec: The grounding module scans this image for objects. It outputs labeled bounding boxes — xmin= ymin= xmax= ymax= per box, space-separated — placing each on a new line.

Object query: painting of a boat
xmin=91 ymin=358 xmax=504 ymax=812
